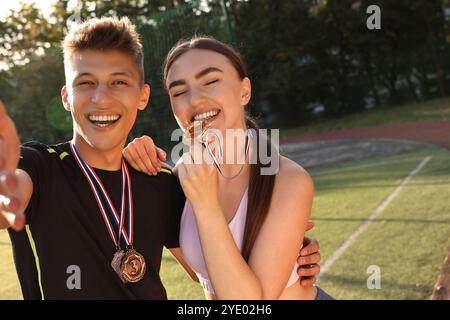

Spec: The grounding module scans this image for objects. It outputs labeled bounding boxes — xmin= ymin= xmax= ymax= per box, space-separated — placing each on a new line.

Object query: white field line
xmin=318 ymin=155 xmax=432 ymax=278
xmin=312 ymin=157 xmax=424 ymax=177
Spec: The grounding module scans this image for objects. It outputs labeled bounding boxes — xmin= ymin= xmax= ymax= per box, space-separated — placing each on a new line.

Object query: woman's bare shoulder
xmin=257 ymin=156 xmax=314 ymax=226
xmin=276 ymin=156 xmax=314 ymax=192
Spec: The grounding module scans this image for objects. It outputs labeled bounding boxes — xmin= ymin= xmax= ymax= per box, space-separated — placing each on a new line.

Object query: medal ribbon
xmin=203 ymin=129 xmax=251 ymax=179
xmin=70 ymin=143 xmax=134 ymax=248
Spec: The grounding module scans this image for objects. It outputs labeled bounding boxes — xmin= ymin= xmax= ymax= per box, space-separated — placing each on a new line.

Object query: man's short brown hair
xmin=62 ymin=16 xmax=144 ymax=83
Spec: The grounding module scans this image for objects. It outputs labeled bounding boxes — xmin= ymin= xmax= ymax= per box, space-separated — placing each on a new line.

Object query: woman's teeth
xmin=194 ymin=110 xmax=219 ymax=121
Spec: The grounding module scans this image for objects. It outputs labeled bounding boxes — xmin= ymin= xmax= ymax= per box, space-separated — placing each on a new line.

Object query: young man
xmin=0 ymin=17 xmax=321 ymax=299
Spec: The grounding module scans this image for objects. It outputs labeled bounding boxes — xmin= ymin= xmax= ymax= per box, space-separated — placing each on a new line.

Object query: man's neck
xmin=72 ymin=136 xmax=124 ymax=171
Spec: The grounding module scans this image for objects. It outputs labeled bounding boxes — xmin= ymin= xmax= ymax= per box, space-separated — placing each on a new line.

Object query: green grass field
xmin=2 ymin=145 xmax=449 ymax=300
xmin=309 ymin=147 xmax=450 ymax=299
xmin=281 ymin=97 xmax=450 ymax=138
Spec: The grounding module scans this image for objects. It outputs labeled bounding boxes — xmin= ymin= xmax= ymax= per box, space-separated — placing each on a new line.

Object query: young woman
xmin=124 ymin=36 xmax=332 ymax=300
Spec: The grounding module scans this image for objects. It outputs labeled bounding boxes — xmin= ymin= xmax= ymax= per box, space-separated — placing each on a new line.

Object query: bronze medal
xmin=120 ymin=249 xmax=146 ymax=283
xmin=111 ymin=250 xmax=125 ymax=282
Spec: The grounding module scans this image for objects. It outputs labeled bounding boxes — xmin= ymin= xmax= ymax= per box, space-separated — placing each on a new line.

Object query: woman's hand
xmin=177 ymin=141 xmax=220 ymax=213
xmin=122 ymin=136 xmax=167 ymax=175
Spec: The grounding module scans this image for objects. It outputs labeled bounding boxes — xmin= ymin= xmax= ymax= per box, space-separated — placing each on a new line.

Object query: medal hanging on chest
xmin=70 ymin=143 xmax=146 ymax=283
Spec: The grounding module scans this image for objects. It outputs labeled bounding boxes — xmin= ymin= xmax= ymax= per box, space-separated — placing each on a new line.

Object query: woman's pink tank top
xmin=179 ymin=188 xmax=300 ymax=295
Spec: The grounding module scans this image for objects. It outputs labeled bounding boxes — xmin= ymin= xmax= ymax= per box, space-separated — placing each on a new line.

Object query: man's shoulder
xmin=21 ymin=141 xmax=71 ymax=159
xmin=129 ymin=163 xmax=184 ymax=199
xmin=19 ymin=141 xmax=72 ymax=175
xmin=143 ymin=165 xmax=180 ymax=187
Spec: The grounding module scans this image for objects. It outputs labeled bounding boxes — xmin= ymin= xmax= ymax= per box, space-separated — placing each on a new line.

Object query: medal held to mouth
xmin=71 ymin=143 xmax=146 ymax=284
xmin=184 ymin=119 xmax=218 ymax=164
xmin=184 ymin=119 xmax=251 ymax=180
xmin=184 ymin=119 xmax=212 ymax=144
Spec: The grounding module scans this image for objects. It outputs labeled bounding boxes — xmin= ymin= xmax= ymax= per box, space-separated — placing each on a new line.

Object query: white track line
xmin=318 ymin=155 xmax=432 ymax=278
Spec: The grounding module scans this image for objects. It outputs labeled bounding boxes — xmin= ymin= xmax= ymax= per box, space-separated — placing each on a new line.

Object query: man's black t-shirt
xmin=8 ymin=142 xmax=186 ymax=299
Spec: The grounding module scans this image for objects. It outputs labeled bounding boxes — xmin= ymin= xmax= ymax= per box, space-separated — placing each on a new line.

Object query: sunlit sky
xmin=0 ymin=0 xmax=73 ymax=70
xmin=0 ymin=0 xmax=79 ymax=20
xmin=0 ymin=0 xmax=211 ymax=20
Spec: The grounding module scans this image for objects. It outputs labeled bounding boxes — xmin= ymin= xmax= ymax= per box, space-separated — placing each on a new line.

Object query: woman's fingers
xmin=138 ymin=136 xmax=161 ymax=174
xmin=156 ymin=147 xmax=167 ymax=162
xmin=124 ymin=146 xmax=152 ymax=174
xmin=188 ymin=141 xmax=204 ymax=165
xmin=182 ymin=151 xmax=194 ymax=165
xmin=136 ymin=139 xmax=158 ymax=174
xmin=177 ymin=162 xmax=188 ymax=181
xmin=187 ymin=141 xmax=216 ymax=167
xmin=123 ymin=136 xmax=164 ymax=175
xmin=123 ymin=148 xmax=142 ymax=172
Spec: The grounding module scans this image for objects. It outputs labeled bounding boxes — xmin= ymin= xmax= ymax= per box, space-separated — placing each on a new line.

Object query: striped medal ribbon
xmin=70 ymin=143 xmax=146 ymax=283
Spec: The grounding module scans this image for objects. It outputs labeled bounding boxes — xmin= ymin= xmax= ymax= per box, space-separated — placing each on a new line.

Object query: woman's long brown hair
xmin=163 ymin=36 xmax=277 ymax=262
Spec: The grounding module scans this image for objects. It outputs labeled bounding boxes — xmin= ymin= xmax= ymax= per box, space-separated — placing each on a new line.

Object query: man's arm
xmin=298 ymin=233 xmax=321 ymax=286
xmin=0 ymin=100 xmax=33 ymax=230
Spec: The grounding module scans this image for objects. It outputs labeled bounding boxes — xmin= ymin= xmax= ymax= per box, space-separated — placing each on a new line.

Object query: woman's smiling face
xmin=165 ymin=49 xmax=251 ymax=134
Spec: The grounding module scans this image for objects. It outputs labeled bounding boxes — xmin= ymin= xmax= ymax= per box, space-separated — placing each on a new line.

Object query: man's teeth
xmin=194 ymin=110 xmax=219 ymax=121
xmin=88 ymin=115 xmax=120 ymax=122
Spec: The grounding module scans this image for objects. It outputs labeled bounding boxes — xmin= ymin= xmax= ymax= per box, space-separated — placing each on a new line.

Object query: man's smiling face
xmin=62 ymin=49 xmax=150 ymax=152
